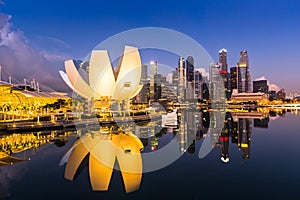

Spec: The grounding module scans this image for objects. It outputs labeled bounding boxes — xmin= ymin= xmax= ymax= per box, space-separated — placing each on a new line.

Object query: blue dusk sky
xmin=0 ymin=0 xmax=299 ymax=94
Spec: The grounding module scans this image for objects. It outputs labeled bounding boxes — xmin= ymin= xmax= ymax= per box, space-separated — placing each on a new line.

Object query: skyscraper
xmin=219 ymin=48 xmax=228 ymax=72
xmin=141 ymin=64 xmax=148 ymax=83
xmin=230 ymin=66 xmax=238 ymax=90
xmin=178 ymin=57 xmax=186 ymax=102
xmin=209 ymin=63 xmax=226 ymax=103
xmin=218 ymin=48 xmax=229 ymax=99
xmin=253 ymin=80 xmax=269 ymax=93
xmin=186 ymin=56 xmax=194 ymax=82
xmin=194 ymin=70 xmax=202 ymax=99
xmin=136 ymin=64 xmax=149 ymax=103
xmin=237 ymin=50 xmax=251 ymax=93
xmin=186 ymin=56 xmax=195 ymax=100
xmin=150 ymin=61 xmax=158 ymax=101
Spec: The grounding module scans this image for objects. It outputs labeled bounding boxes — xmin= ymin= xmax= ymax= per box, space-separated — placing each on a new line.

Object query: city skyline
xmin=0 ymin=0 xmax=299 ymax=94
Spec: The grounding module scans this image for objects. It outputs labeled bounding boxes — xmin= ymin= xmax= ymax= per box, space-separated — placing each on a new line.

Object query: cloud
xmin=255 ymin=76 xmax=280 ymax=92
xmin=254 ymin=76 xmax=267 ymax=81
xmin=0 ymin=162 xmax=28 ymax=198
xmin=195 ymin=67 xmax=209 ymax=78
xmin=0 ymin=13 xmax=70 ymax=91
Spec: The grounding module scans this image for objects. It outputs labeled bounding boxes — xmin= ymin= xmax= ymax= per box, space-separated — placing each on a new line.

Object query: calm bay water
xmin=1 ymin=111 xmax=300 ymax=200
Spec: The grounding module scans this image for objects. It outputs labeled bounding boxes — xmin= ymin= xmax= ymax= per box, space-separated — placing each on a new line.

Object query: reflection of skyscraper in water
xmin=209 ymin=110 xmax=226 ymax=151
xmin=186 ymin=110 xmax=199 ymax=155
xmin=254 ymin=117 xmax=269 ymax=128
xmin=134 ymin=125 xmax=149 ymax=147
xmin=177 ymin=109 xmax=202 ymax=155
xmin=230 ymin=120 xmax=238 ymax=144
xmin=219 ymin=112 xmax=232 ymax=163
xmin=238 ymin=118 xmax=252 ymax=159
xmin=150 ymin=125 xmax=158 ymax=151
xmin=178 ymin=110 xmax=188 ymax=154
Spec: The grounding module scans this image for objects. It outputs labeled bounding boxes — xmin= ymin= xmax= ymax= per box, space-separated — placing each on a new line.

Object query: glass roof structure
xmin=0 ymin=83 xmax=68 ymax=107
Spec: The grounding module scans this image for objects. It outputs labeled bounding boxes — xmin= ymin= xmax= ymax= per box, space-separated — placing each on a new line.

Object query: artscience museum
xmin=59 ymin=46 xmax=143 ymax=112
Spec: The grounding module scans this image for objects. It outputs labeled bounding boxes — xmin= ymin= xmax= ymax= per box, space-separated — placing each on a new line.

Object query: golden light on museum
xmin=59 ymin=46 xmax=143 ymax=103
xmin=61 ymin=131 xmax=144 ymax=193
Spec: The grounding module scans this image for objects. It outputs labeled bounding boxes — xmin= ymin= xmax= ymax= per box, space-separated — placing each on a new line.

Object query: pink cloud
xmin=0 ymin=13 xmax=69 ymax=91
xmin=255 ymin=76 xmax=281 ymax=92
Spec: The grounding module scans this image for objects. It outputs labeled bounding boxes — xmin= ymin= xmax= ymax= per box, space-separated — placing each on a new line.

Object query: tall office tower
xmin=186 ymin=56 xmax=194 ymax=82
xmin=172 ymin=70 xmax=179 ymax=85
xmin=178 ymin=57 xmax=186 ymax=102
xmin=194 ymin=70 xmax=203 ymax=99
xmin=135 ymin=64 xmax=149 ymax=103
xmin=186 ymin=56 xmax=195 ymax=100
xmin=237 ymin=50 xmax=251 ymax=93
xmin=141 ymin=64 xmax=148 ymax=83
xmin=219 ymin=48 xmax=229 ymax=99
xmin=154 ymin=74 xmax=165 ymax=101
xmin=209 ymin=63 xmax=226 ymax=103
xmin=230 ymin=66 xmax=238 ymax=90
xmin=219 ymin=48 xmax=228 ymax=72
xmin=150 ymin=61 xmax=158 ymax=101
xmin=166 ymin=73 xmax=173 ymax=84
xmin=253 ymin=80 xmax=269 ymax=93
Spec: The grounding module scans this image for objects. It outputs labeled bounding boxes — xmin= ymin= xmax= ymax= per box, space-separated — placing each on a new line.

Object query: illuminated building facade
xmin=0 ymin=81 xmax=68 ymax=121
xmin=150 ymin=61 xmax=158 ymax=101
xmin=186 ymin=56 xmax=194 ymax=82
xmin=218 ymin=49 xmax=230 ymax=99
xmin=209 ymin=63 xmax=226 ymax=103
xmin=186 ymin=56 xmax=194 ymax=100
xmin=237 ymin=50 xmax=251 ymax=93
xmin=253 ymin=80 xmax=269 ymax=94
xmin=135 ymin=64 xmax=149 ymax=103
xmin=178 ymin=57 xmax=186 ymax=102
xmin=194 ymin=70 xmax=203 ymax=99
xmin=60 ymin=46 xmax=143 ymax=111
xmin=230 ymin=66 xmax=238 ymax=91
xmin=237 ymin=118 xmax=252 ymax=159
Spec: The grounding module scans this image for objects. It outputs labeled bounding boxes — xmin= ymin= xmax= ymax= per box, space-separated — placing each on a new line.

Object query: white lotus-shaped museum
xmin=59 ymin=46 xmax=143 ymax=101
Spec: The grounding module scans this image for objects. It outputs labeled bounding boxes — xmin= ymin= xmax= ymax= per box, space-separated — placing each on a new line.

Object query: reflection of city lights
xmin=221 ymin=157 xmax=229 ymax=163
xmin=151 ymin=146 xmax=157 ymax=151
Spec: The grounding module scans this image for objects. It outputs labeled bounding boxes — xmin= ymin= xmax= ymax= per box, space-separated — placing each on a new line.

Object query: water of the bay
xmin=1 ymin=110 xmax=300 ymax=200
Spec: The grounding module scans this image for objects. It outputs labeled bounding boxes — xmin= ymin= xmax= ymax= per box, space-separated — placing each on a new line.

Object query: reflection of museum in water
xmin=0 ymin=108 xmax=287 ymax=194
xmin=0 ymin=108 xmax=273 ymax=165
